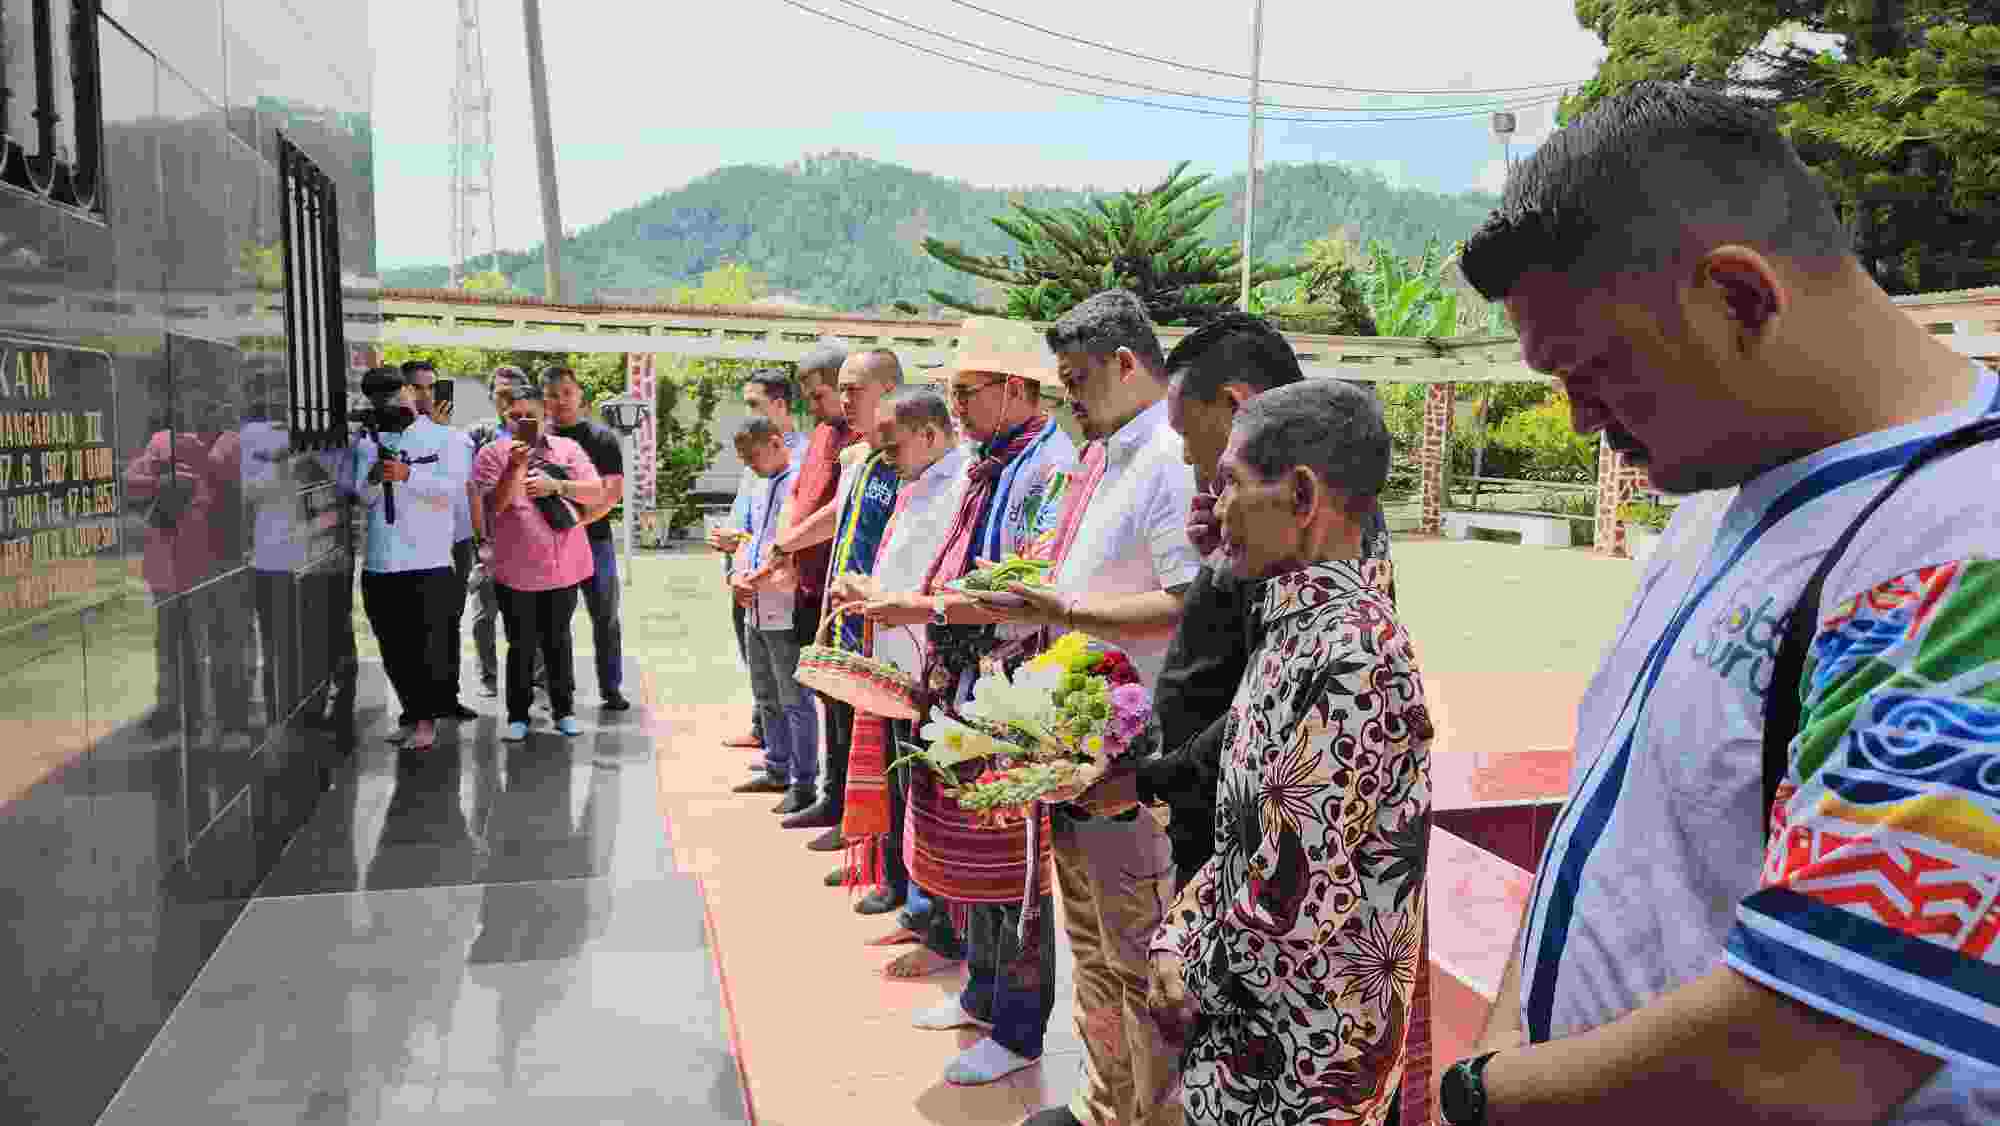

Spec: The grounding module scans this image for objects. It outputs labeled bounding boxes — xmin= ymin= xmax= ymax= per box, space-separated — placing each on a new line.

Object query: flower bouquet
xmin=891 ymin=632 xmax=1151 ymax=828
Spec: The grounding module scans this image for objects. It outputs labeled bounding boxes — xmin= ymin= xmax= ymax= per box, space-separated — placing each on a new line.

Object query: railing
xmin=1448 ymin=475 xmax=1597 ymax=523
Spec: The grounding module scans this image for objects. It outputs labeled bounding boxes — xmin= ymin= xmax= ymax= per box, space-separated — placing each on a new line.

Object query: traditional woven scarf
xmin=1043 ymin=439 xmax=1110 ymax=570
xmin=919 ymin=414 xmax=1050 ymax=595
xmin=840 ymin=706 xmax=893 ymax=889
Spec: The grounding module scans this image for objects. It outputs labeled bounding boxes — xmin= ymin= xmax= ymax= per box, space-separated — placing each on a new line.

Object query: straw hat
xmin=946 ymin=317 xmax=1062 ymax=389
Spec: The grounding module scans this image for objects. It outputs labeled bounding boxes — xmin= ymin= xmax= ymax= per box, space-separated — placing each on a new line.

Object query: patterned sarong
xmin=840 ymin=710 xmax=892 ymax=889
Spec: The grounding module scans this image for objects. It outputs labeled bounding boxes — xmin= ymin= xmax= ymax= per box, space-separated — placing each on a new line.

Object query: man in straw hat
xmin=848 ymin=315 xmax=1078 ymax=1087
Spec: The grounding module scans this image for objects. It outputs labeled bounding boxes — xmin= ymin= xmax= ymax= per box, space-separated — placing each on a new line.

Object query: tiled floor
xmin=97 ymin=662 xmax=749 ymax=1126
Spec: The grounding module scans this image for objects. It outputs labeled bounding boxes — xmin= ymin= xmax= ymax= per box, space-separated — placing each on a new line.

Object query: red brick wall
xmin=1592 ymin=433 xmax=1651 ymax=557
xmin=1419 ymin=383 xmax=1455 ymax=535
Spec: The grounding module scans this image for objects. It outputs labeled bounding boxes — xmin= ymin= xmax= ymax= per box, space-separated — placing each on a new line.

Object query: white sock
xmin=911 ymin=998 xmax=991 ymax=1031
xmin=944 ymin=1037 xmax=1037 ymax=1085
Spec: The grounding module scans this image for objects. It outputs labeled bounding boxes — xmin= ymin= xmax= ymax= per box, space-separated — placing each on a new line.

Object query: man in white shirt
xmin=990 ymin=289 xmax=1200 ymax=1126
xmin=710 ymin=371 xmax=807 ymax=750
xmin=350 ymin=366 xmax=468 ymax=753
xmin=833 ymin=386 xmax=970 ymax=921
xmin=1437 ymin=80 xmax=2000 ymax=1126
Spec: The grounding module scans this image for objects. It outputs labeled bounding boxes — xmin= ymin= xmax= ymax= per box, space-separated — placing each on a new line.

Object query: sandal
xmin=881 ymin=947 xmax=957 ymax=980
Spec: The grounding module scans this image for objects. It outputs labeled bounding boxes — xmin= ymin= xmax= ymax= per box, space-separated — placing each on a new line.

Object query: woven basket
xmin=794 ymin=605 xmax=922 ymax=721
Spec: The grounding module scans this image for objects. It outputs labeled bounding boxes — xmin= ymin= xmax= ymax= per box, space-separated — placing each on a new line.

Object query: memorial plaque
xmin=0 ymin=336 xmax=122 ymax=632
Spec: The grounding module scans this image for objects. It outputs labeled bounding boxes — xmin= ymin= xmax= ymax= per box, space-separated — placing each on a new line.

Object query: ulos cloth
xmin=1518 ymin=363 xmax=2000 ymax=1122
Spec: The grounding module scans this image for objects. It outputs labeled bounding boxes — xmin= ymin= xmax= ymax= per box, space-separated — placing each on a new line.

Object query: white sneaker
xmin=943 ymin=1037 xmax=1038 ymax=1086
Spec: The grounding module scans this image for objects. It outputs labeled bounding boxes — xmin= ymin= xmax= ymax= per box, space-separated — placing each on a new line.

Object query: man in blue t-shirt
xmin=776 ymin=350 xmax=905 ymax=844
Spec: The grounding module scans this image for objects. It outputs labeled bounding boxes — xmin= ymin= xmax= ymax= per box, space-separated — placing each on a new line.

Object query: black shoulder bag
xmin=1760 ymin=415 xmax=2000 ymax=844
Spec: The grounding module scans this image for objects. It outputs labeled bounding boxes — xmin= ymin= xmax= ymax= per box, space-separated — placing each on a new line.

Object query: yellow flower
xmin=1086 ymin=734 xmax=1103 ymax=754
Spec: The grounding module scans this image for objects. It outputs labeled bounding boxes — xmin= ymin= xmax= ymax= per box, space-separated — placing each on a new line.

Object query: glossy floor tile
xmin=97 ymin=660 xmax=746 ymax=1126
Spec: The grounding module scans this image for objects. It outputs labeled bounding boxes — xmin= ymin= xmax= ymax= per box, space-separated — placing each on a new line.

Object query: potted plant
xmin=1617 ymin=498 xmax=1674 ymax=566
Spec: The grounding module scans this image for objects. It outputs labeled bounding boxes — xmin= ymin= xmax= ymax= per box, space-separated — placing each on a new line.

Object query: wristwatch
xmin=931 ymin=597 xmax=949 ymax=627
xmin=1439 ymin=1051 xmax=1500 ymax=1126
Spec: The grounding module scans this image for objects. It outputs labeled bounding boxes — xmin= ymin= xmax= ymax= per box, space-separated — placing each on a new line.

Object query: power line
xmin=933 ymin=0 xmax=1588 ymax=95
xmin=825 ymin=0 xmax=1546 ymax=114
xmin=775 ymin=0 xmax=1562 ymax=125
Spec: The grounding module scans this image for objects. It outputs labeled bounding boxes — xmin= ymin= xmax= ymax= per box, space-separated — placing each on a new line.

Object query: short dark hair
xmin=511 ymin=382 xmax=546 ymax=403
xmin=491 ymin=364 xmax=526 ymax=393
xmin=734 ymin=417 xmax=781 ymax=447
xmin=400 ymin=359 xmax=436 ymax=379
xmin=1045 ymin=290 xmax=1167 ymax=375
xmin=885 ymin=386 xmax=953 ymax=435
xmin=798 ymin=345 xmax=847 ymax=386
xmin=1165 ymin=312 xmax=1303 ymax=403
xmin=360 ymin=366 xmax=404 ymax=396
xmin=746 ymin=369 xmax=794 ymax=407
xmin=1460 ymin=81 xmax=1851 ymax=302
xmin=539 ymin=364 xmax=579 ymax=390
xmin=1233 ymin=380 xmax=1389 ymax=512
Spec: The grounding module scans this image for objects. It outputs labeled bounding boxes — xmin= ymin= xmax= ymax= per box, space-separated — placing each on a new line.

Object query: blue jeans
xmin=581 ymin=539 xmax=624 ymax=697
xmin=959 ymin=899 xmax=1056 ymax=1060
xmin=743 ymin=617 xmax=817 ymax=789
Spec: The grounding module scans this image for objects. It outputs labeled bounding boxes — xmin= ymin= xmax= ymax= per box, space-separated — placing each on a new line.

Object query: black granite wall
xmin=0 ymin=5 xmax=376 ymax=1122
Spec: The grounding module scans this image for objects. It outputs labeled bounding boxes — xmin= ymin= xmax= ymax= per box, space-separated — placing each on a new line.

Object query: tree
xmin=918 ymin=161 xmax=1308 ymax=326
xmin=1560 ymin=1 xmax=2000 ymax=294
xmin=661 ymin=260 xmax=766 ymax=307
xmin=460 ymin=269 xmax=514 ymax=294
xmin=1361 ymin=236 xmax=1464 ymax=338
xmin=1258 ymin=228 xmax=1378 ymax=336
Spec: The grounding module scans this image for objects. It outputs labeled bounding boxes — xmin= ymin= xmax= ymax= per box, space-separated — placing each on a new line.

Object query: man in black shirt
xmin=542 ymin=365 xmax=632 ymax=711
xmin=1077 ymin=313 xmax=1394 ymax=890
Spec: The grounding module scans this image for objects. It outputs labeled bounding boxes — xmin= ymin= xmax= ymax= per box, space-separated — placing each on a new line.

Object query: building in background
xmin=0 ymin=5 xmax=376 ymax=1122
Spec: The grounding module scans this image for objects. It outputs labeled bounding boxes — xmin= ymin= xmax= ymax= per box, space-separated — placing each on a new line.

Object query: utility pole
xmin=1238 ymin=0 xmax=1267 ymax=312
xmin=522 ymin=0 xmax=565 ymax=301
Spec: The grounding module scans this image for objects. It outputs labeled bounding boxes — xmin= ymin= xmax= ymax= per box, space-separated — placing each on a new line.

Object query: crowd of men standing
xmin=346 ymin=360 xmax=634 ymax=751
xmin=709 ymin=294 xmax=1422 ymax=1126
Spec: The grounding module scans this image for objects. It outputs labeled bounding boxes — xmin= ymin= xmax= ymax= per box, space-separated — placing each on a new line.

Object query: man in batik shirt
xmin=1151 ymin=380 xmax=1433 ymax=1126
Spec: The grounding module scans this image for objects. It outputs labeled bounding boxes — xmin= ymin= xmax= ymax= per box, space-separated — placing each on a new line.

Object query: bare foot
xmin=866 ymin=927 xmax=922 ymax=947
xmin=882 ymin=947 xmax=957 ymax=979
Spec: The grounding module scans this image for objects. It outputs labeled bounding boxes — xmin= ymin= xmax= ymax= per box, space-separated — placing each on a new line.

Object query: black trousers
xmin=253 ymin=569 xmax=301 ymax=728
xmin=496 ymin=581 xmax=581 ymax=723
xmin=446 ymin=538 xmax=473 ymax=699
xmin=819 ymin=692 xmax=853 ymax=811
xmin=359 ymin=567 xmax=457 ymax=722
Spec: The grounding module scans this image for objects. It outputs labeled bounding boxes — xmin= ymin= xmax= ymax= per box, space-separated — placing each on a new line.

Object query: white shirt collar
xmin=914 ymin=445 xmax=968 ymax=492
xmin=1105 ymin=399 xmax=1169 ymax=460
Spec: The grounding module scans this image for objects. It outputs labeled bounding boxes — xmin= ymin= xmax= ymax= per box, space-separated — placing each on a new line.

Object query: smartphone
xmin=433 ymin=378 xmax=455 ymax=406
xmin=513 ymin=416 xmax=540 ymax=444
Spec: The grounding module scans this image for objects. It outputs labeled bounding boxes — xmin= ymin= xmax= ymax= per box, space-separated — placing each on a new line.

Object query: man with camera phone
xmin=350 ymin=365 xmax=466 ymax=753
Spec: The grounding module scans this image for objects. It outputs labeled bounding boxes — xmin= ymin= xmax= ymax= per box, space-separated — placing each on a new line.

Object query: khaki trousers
xmin=1052 ymin=807 xmax=1182 ymax=1126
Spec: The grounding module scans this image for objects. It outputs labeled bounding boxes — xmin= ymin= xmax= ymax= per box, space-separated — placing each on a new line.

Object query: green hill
xmin=381 ymin=152 xmax=1500 ymax=311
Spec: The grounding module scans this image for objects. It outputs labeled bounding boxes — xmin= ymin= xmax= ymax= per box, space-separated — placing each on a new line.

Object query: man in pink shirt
xmin=470 ymin=382 xmax=604 ymax=741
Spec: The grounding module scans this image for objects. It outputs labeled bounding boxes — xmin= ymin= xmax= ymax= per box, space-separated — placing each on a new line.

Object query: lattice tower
xmin=448 ymin=0 xmax=499 ymax=286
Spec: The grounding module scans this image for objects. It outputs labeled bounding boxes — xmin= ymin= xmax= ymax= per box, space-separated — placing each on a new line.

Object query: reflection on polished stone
xmin=263 ymin=668 xmax=677 ymax=897
xmin=94 ymin=660 xmax=744 ymax=1126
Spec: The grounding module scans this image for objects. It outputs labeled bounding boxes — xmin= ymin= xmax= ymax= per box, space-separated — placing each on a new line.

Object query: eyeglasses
xmin=949 ymin=378 xmax=1007 ymax=404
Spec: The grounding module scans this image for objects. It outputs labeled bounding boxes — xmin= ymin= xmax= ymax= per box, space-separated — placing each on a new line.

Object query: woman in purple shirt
xmin=471 ymin=383 xmax=604 ymax=740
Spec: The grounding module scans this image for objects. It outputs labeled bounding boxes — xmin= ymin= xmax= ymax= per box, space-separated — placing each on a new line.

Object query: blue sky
xmin=369 ymin=0 xmax=1607 ymax=273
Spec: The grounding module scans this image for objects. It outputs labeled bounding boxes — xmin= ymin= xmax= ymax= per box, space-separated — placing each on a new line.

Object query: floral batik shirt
xmin=1152 ymin=559 xmax=1434 ymax=1126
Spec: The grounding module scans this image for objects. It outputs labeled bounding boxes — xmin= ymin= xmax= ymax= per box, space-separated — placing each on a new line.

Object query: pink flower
xmin=1109 ymin=684 xmax=1150 ymax=745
